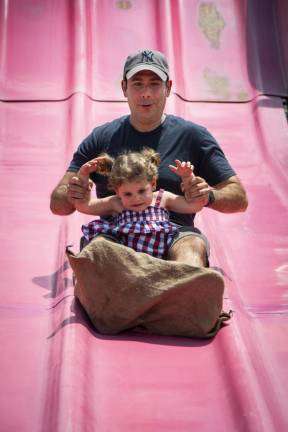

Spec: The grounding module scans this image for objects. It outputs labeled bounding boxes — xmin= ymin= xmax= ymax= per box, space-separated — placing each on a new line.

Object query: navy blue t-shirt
xmin=68 ymin=115 xmax=236 ymax=226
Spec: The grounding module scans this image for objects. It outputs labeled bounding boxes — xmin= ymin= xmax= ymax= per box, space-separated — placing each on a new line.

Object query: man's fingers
xmin=88 ymin=179 xmax=93 ymax=191
xmin=184 ymin=188 xmax=209 ymax=199
xmin=67 ymin=184 xmax=86 ymax=199
xmin=68 ymin=188 xmax=90 ymax=201
xmin=181 ymin=175 xmax=210 ymax=203
xmin=70 ymin=175 xmax=92 ymax=188
xmin=67 ymin=175 xmax=92 ymax=201
xmin=70 ymin=175 xmax=84 ymax=185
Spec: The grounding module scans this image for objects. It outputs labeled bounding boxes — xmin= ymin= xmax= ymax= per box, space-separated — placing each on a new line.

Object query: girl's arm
xmin=163 ymin=191 xmax=205 ymax=214
xmin=75 ymin=194 xmax=122 ymax=216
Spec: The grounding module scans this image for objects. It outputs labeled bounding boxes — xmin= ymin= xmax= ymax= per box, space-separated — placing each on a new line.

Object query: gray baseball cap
xmin=123 ymin=49 xmax=170 ymax=81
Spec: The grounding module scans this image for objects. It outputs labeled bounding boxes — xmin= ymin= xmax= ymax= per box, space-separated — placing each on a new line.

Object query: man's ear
xmin=166 ymin=80 xmax=172 ymax=97
xmin=121 ymin=79 xmax=127 ymax=97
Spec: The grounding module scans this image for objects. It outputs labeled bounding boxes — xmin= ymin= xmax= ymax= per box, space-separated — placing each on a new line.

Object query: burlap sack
xmin=66 ymin=237 xmax=231 ymax=338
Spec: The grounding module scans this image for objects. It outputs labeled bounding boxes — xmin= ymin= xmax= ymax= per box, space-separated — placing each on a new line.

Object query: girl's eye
xmin=124 ymin=192 xmax=132 ymax=197
xmin=139 ymin=189 xmax=146 ymax=194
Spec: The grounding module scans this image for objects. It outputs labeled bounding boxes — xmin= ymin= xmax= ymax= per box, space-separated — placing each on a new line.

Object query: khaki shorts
xmin=169 ymin=223 xmax=210 ymax=257
xmin=80 ymin=224 xmax=210 ymax=263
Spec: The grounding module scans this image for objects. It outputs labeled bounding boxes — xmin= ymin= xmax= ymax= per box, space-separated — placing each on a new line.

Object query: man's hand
xmin=67 ymin=175 xmax=93 ymax=204
xmin=180 ymin=175 xmax=210 ymax=205
xmin=169 ymin=160 xmax=210 ymax=206
xmin=50 ymin=170 xmax=92 ymax=216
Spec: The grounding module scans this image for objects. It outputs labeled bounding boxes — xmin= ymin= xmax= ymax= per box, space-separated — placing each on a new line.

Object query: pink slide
xmin=1 ymin=1 xmax=287 ymax=430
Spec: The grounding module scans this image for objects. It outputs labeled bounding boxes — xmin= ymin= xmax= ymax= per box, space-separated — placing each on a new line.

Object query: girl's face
xmin=116 ymin=177 xmax=156 ymax=212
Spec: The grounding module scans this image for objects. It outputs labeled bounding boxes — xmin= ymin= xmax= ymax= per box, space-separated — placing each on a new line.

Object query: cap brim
xmin=126 ymin=64 xmax=167 ymax=81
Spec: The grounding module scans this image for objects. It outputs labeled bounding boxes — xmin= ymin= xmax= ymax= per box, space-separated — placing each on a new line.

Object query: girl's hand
xmin=79 ymin=155 xmax=113 ymax=177
xmin=168 ymin=160 xmax=195 ymax=179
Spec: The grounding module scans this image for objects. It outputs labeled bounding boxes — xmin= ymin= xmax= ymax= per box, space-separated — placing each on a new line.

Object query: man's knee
xmin=168 ymin=235 xmax=209 ymax=267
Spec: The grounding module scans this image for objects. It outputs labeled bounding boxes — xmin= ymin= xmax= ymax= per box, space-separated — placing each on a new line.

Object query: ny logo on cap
xmin=141 ymin=50 xmax=154 ymax=63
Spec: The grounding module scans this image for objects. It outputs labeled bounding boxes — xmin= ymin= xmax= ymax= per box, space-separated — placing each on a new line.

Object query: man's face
xmin=122 ymin=70 xmax=172 ymax=128
xmin=116 ymin=177 xmax=156 ymax=212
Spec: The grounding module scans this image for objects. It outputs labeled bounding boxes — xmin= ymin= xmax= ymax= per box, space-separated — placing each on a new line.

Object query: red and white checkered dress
xmin=82 ymin=189 xmax=178 ymax=258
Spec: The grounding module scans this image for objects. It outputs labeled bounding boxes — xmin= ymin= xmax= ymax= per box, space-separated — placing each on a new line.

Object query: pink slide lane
xmin=0 ymin=1 xmax=287 ymax=431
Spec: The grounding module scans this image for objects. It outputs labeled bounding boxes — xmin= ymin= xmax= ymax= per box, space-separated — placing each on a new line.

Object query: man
xmin=50 ymin=49 xmax=248 ymax=266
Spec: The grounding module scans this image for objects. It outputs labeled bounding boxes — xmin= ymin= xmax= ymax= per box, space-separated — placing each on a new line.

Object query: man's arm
xmin=169 ymin=159 xmax=248 ymax=213
xmin=182 ymin=174 xmax=247 ymax=213
xmin=50 ymin=171 xmax=92 ymax=216
xmin=205 ymin=175 xmax=248 ymax=213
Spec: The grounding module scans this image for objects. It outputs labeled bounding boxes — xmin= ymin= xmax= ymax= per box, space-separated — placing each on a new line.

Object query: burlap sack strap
xmin=66 ymin=236 xmax=231 ymax=338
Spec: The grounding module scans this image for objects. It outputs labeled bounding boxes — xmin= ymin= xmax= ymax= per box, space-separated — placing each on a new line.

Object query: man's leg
xmin=167 ymin=235 xmax=208 ymax=267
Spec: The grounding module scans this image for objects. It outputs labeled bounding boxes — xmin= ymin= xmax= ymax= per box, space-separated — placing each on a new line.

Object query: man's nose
xmin=140 ymin=84 xmax=152 ymax=96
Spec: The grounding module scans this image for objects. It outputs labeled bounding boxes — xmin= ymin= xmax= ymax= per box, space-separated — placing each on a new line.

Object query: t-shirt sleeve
xmin=196 ymin=128 xmax=236 ymax=186
xmin=67 ymin=128 xmax=101 ymax=172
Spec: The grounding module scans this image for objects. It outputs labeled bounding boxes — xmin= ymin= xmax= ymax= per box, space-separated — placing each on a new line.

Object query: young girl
xmin=74 ymin=148 xmax=206 ymax=259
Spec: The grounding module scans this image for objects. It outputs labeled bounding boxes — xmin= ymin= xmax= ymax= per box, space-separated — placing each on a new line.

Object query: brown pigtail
xmin=141 ymin=147 xmax=161 ymax=168
xmin=96 ymin=153 xmax=115 ymax=176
